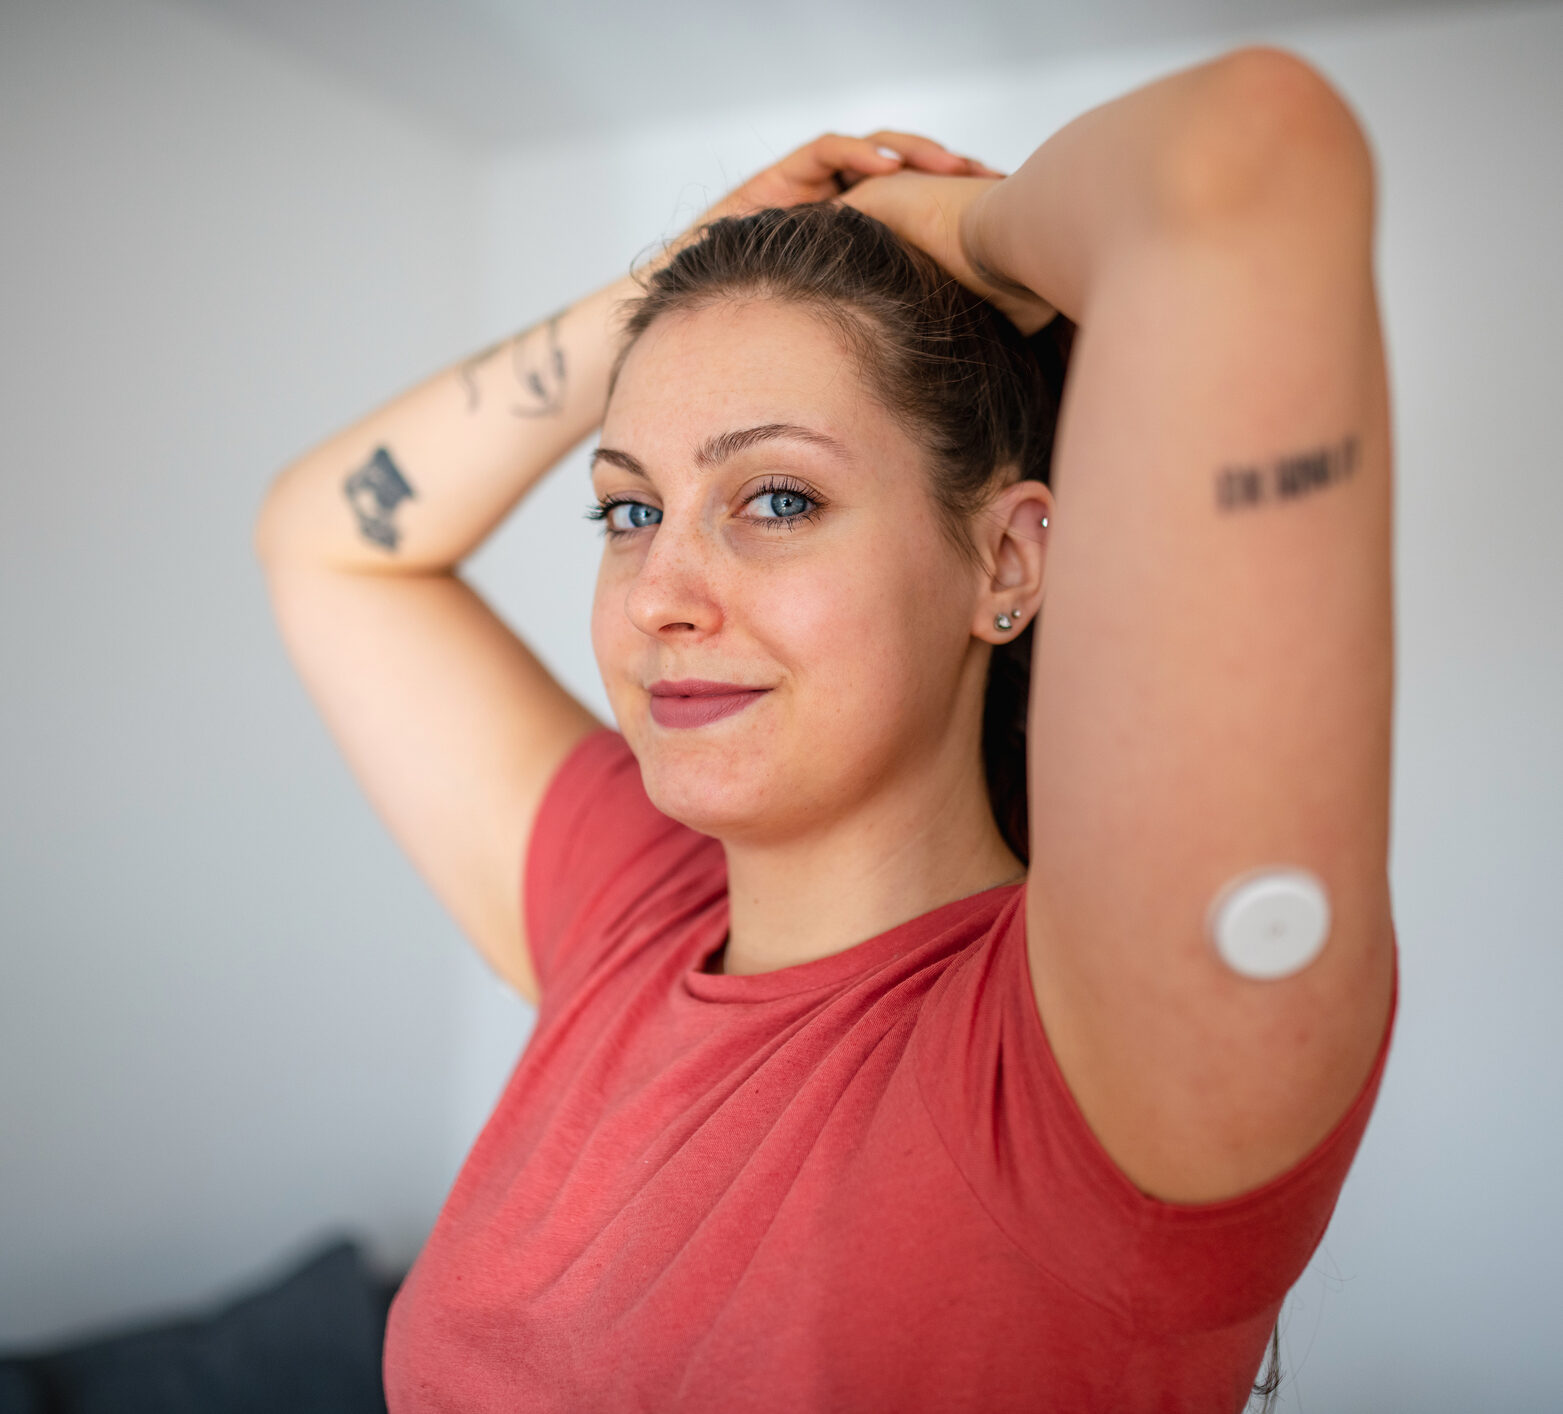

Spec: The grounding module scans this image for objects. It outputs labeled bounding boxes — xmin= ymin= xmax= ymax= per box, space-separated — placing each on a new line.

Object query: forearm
xmin=254 ymin=268 xmax=643 ymax=574
xmin=962 ymin=47 xmax=1360 ymax=324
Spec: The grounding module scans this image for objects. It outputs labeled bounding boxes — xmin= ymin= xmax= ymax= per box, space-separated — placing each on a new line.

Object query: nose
xmin=622 ymin=512 xmax=723 ymax=640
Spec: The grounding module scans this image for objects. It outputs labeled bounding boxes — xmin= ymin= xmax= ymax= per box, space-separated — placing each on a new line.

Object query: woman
xmin=255 ymin=44 xmax=1398 ymax=1413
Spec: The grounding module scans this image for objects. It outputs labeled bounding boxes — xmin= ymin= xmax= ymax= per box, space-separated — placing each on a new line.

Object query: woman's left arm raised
xmin=973 ymin=47 xmax=1394 ymax=1204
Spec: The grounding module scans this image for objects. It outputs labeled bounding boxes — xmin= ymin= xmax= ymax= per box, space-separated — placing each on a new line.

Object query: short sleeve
xmin=914 ymin=885 xmax=1398 ymax=1334
xmin=522 ymin=727 xmax=722 ymax=999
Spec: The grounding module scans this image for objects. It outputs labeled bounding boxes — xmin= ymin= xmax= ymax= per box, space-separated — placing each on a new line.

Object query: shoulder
xmin=525 ymin=728 xmax=723 ymax=996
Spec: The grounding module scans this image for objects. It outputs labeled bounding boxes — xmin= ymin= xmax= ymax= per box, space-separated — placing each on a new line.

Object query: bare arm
xmin=847 ymin=49 xmax=1392 ymax=1202
xmin=251 ymin=283 xmax=622 ymax=1001
xmin=252 ymin=276 xmax=639 ymax=573
xmin=959 ymin=44 xmax=1372 ymax=326
xmin=985 ymin=49 xmax=1393 ymax=1202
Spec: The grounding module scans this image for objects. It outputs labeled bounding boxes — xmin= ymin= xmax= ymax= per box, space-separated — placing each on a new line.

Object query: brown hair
xmin=610 ymin=201 xmax=1075 ymax=863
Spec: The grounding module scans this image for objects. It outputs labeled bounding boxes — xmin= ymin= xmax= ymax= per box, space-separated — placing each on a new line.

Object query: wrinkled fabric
xmin=385 ymin=728 xmax=1395 ymax=1413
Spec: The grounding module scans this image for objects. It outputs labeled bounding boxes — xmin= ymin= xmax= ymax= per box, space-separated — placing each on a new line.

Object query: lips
xmin=647 ymin=679 xmax=770 ymax=730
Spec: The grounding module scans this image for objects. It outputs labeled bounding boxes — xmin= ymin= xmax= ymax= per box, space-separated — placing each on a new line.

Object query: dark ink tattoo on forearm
xmin=510 ymin=312 xmax=567 ymax=418
xmin=457 ymin=311 xmax=569 ymax=417
xmin=1215 ymin=435 xmax=1359 ymax=511
xmin=458 ymin=336 xmax=509 ymax=413
xmin=343 ymin=446 xmax=415 ymax=550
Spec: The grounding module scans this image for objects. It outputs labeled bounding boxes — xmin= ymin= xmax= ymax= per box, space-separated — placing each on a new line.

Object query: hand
xmin=675 ymin=130 xmax=1001 ymax=240
xmin=833 ymin=170 xmax=1058 ymax=335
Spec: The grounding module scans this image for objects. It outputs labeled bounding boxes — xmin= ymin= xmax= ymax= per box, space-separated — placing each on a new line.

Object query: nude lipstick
xmin=648 ymin=679 xmax=770 ymax=729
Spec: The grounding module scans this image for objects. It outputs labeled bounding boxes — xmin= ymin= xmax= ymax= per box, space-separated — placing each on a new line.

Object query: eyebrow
xmin=589 ymin=422 xmax=851 ymax=479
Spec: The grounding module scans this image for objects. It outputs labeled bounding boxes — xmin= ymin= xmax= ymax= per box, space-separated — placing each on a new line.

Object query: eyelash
xmin=584 ymin=477 xmax=826 ymax=539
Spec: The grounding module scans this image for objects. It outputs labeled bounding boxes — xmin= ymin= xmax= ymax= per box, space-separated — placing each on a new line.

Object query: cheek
xmin=747 ymin=567 xmax=844 ymax=673
xmin=756 ymin=532 xmax=957 ymax=715
xmin=588 ymin=563 xmax=613 ymax=653
xmin=854 ymin=544 xmax=975 ymax=727
xmin=589 ymin=561 xmax=638 ymax=696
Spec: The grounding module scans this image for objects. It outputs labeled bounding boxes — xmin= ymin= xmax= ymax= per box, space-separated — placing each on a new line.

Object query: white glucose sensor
xmin=1206 ymin=867 xmax=1331 ymax=980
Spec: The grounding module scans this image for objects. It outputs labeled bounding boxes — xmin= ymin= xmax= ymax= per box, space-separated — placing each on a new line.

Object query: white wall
xmin=0 ymin=0 xmax=503 ymax=1345
xmin=4 ymin=0 xmax=1559 ymax=1407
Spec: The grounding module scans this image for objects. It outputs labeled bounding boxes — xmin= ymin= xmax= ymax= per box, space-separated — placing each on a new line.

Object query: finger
xmin=832 ymin=154 xmax=902 ymax=191
xmin=779 ymin=132 xmax=901 ymax=188
xmin=860 ymin=130 xmax=971 ymax=173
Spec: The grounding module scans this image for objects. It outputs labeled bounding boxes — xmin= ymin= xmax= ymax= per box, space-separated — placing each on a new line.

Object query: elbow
xmin=251 ymin=485 xmax=287 ymax=566
xmin=1161 ymin=46 xmax=1375 ymax=229
xmin=252 ymin=469 xmax=310 ymax=567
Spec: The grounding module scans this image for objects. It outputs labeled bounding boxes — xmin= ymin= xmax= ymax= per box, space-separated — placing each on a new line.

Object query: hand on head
xmin=680 ymin=130 xmax=1054 ymax=335
xmin=688 ymin=130 xmax=1000 ymax=227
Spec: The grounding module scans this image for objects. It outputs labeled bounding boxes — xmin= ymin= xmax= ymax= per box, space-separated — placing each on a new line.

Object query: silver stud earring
xmin=995 ymin=610 xmax=1022 ymax=632
xmin=1042 ymin=516 xmax=1049 ymax=527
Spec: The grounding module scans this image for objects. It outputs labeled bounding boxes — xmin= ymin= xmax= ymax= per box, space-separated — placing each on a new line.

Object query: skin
xmin=590 ymin=296 xmax=1052 ymax=976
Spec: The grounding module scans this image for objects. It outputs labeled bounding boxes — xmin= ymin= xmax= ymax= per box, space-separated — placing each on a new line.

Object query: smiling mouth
xmin=647 ymin=688 xmax=769 ymax=730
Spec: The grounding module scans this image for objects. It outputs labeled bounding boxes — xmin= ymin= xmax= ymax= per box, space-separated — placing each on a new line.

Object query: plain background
xmin=2 ymin=0 xmax=1559 ymax=1407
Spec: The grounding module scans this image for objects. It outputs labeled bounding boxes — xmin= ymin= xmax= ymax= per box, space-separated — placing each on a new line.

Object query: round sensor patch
xmin=1206 ymin=867 xmax=1331 ymax=980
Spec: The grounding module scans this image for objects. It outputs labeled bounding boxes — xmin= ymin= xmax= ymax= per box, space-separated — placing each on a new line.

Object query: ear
xmin=969 ymin=477 xmax=1053 ymax=644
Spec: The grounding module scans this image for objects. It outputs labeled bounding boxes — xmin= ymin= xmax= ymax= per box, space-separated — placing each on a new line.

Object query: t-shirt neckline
xmin=681 ymin=878 xmax=1026 ymax=1004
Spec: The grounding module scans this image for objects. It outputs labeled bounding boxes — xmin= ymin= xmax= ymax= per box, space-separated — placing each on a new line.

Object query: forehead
xmin=603 ymin=298 xmax=898 ymax=455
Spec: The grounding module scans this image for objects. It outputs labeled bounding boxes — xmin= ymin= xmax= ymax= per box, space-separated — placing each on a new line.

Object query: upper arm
xmin=1024 ymin=51 xmax=1397 ymax=1203
xmin=258 ymin=561 xmax=603 ymax=1006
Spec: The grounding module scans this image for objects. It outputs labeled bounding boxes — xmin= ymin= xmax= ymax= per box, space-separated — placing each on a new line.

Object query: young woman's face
xmin=591 ymin=297 xmax=989 ymax=845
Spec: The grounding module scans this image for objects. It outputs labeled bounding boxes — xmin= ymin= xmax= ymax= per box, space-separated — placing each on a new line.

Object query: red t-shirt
xmin=384 ymin=727 xmax=1396 ymax=1412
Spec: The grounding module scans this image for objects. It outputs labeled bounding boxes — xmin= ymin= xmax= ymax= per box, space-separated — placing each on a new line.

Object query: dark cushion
xmin=0 ymin=1364 xmax=42 ymax=1414
xmin=6 ymin=1237 xmax=395 ymax=1414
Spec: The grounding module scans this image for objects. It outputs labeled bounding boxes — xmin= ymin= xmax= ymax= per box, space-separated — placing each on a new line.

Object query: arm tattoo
xmin=510 ymin=312 xmax=567 ymax=418
xmin=1215 ymin=434 xmax=1359 ymax=511
xmin=457 ymin=310 xmax=569 ymax=417
xmin=343 ymin=446 xmax=415 ymax=551
xmin=458 ymin=336 xmax=508 ymax=413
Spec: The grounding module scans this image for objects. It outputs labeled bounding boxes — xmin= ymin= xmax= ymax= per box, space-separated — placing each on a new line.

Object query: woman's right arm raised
xmin=253 ymin=132 xmax=986 ymax=1006
xmin=252 ymin=279 xmax=631 ymax=1005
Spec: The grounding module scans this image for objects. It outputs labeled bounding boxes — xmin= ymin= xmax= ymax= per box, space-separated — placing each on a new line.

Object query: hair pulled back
xmin=610 ymin=201 xmax=1075 ymax=864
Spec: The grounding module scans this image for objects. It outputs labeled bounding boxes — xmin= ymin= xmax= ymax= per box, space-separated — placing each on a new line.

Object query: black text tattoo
xmin=1215 ymin=435 xmax=1359 ymax=511
xmin=457 ymin=312 xmax=568 ymax=418
xmin=343 ymin=446 xmax=415 ymax=551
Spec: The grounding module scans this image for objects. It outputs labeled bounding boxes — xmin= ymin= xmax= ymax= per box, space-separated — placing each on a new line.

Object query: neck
xmin=711 ymin=755 xmax=1024 ymax=978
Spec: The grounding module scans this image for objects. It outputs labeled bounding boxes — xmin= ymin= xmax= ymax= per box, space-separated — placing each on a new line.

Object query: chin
xmin=636 ymin=743 xmax=764 ymax=839
xmin=621 ymin=712 xmax=791 ymax=841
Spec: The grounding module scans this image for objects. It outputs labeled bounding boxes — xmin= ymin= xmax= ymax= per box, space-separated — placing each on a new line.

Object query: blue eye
xmin=614 ymin=501 xmax=661 ymax=531
xmin=753 ymin=488 xmax=811 ymax=519
xmin=584 ymin=497 xmax=660 ymax=536
xmin=744 ymin=478 xmax=824 ymax=529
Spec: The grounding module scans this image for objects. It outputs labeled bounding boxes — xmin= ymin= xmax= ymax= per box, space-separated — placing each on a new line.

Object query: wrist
xmin=957 ymin=183 xmax=1003 ymax=291
xmin=958 ymin=181 xmax=1060 ymax=333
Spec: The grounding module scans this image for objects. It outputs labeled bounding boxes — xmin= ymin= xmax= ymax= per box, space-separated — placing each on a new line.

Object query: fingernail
xmin=874 ymin=145 xmax=903 ymax=161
